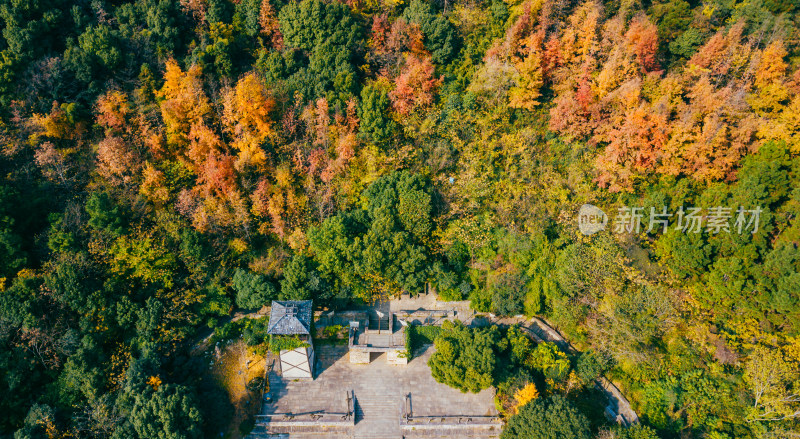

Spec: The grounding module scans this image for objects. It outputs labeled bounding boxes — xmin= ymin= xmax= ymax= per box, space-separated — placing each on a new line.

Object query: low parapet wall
xmin=317 ymin=310 xmax=368 ymax=328
xmin=350 ymin=345 xmax=404 ymax=353
xmin=401 ymin=416 xmax=503 ymax=429
xmin=254 ymin=389 xmax=355 ymax=429
xmin=349 ymin=347 xmax=408 ymax=364
xmin=395 ymin=309 xmax=454 ymax=325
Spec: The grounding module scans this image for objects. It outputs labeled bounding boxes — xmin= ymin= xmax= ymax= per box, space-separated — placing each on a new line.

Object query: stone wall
xmin=349 ymin=350 xmax=370 ymax=364
xmin=387 ymin=349 xmax=408 ymax=365
xmin=317 ymin=311 xmax=368 ymax=329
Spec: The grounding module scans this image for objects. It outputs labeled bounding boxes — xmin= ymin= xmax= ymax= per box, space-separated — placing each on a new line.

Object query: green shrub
xmin=501 ymin=395 xmax=590 ymax=439
xmin=268 ymin=335 xmax=309 ymax=353
xmin=405 ymin=324 xmax=442 ymax=358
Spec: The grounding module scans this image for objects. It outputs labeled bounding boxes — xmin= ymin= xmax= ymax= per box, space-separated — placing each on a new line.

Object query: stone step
xmin=354 ymin=435 xmax=398 ymax=439
xmin=355 ymin=409 xmax=398 ymax=417
xmin=244 ymin=424 xmax=287 ymax=438
xmin=353 ymin=397 xmax=402 ymax=439
xmin=355 ymin=403 xmax=399 ymax=412
xmin=247 ymin=424 xmax=354 ymax=439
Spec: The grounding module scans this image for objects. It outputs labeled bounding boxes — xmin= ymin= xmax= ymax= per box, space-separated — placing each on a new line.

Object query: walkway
xmin=252 ymin=345 xmax=499 ymax=438
xmin=493 ymin=315 xmax=639 ymax=425
xmin=391 ymin=292 xmax=639 ymax=426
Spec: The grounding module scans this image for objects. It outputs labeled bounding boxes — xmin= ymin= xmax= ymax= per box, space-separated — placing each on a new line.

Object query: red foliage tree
xmin=595 ymin=102 xmax=668 ymax=192
xmin=259 ymin=0 xmax=283 ymax=48
xmin=389 ymin=54 xmax=442 ymax=116
xmin=624 ymin=15 xmax=660 ymax=73
xmin=96 ymin=91 xmax=131 ymax=135
xmin=196 ymin=154 xmax=236 ymax=198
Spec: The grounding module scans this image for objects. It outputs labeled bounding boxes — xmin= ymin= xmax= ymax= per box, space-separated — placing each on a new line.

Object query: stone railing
xmin=394 ymin=309 xmax=455 ymax=326
xmin=401 ymin=415 xmax=502 ymax=426
xmin=401 ymin=393 xmax=502 ymax=429
xmin=255 ymin=390 xmax=355 ymax=427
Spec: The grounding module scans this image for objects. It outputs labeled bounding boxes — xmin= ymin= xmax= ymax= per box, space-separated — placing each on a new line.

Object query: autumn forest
xmin=0 ymin=0 xmax=799 ymax=437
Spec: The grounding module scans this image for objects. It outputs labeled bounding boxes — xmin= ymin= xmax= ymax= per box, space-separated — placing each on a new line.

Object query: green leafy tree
xmin=43 ymin=251 xmax=105 ymax=316
xmin=85 ymin=191 xmax=128 ymax=236
xmin=308 ymin=212 xmax=366 ymax=297
xmin=109 ymin=234 xmax=176 ymax=289
xmin=555 ymin=235 xmax=625 ymax=299
xmin=56 ymin=334 xmax=105 ymax=406
xmin=309 ymin=171 xmax=435 ymax=297
xmin=279 ymin=254 xmax=326 ymax=301
xmin=653 ymin=228 xmax=712 ymax=280
xmin=116 ymin=0 xmax=186 ymax=55
xmin=676 ymin=370 xmax=735 ymax=430
xmin=430 ymin=261 xmax=461 ymax=300
xmin=206 ymin=0 xmax=235 ymax=24
xmin=505 ymin=325 xmax=533 ymax=366
xmin=64 ymin=25 xmax=122 ymax=87
xmin=363 ymin=170 xmax=433 ymax=242
xmin=490 ymin=270 xmax=527 ymax=316
xmin=501 ymin=395 xmax=590 ymax=439
xmin=13 ymin=404 xmax=58 ymax=439
xmin=235 ymin=0 xmax=262 ymax=38
xmin=0 ymin=0 xmax=69 ymax=105
xmin=428 ymin=321 xmax=502 ymax=393
xmin=604 ymin=425 xmax=661 ymax=439
xmin=278 ymin=0 xmax=363 ymax=104
xmin=233 ymin=268 xmax=277 ymax=309
xmin=402 ymin=0 xmax=459 ymax=65
xmin=0 ymin=274 xmax=46 ymax=329
xmin=528 ymin=342 xmax=570 ymax=381
xmin=358 ymin=213 xmax=428 ymax=293
xmin=129 ymin=384 xmax=203 ymax=439
xmin=358 ymin=80 xmax=398 ymax=146
xmin=651 ymin=0 xmax=693 ymax=39
xmin=575 ymin=350 xmax=607 ymax=384
xmin=0 ymin=185 xmax=26 ymax=278
xmin=755 ymin=243 xmax=800 ymax=328
xmin=669 ymin=28 xmax=705 ymax=60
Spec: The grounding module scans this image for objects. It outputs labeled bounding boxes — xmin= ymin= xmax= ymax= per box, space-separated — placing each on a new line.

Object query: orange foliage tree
xmin=222 ymin=73 xmax=275 ymax=172
xmin=389 ymin=54 xmax=442 ymax=116
xmin=158 ymin=60 xmax=211 ymax=151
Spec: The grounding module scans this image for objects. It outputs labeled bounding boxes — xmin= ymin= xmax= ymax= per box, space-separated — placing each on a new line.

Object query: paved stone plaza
xmin=257 ymin=344 xmax=499 ymax=438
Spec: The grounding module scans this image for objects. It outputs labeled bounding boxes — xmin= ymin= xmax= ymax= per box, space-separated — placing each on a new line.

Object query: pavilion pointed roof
xmin=267 ymin=300 xmax=313 ymax=335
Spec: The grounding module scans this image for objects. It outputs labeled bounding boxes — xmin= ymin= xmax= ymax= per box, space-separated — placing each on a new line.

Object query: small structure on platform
xmin=348 ymin=310 xmax=408 ymax=365
xmin=268 ymin=300 xmax=315 ymax=379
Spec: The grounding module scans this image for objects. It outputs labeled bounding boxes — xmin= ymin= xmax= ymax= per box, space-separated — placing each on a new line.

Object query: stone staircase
xmin=353 ymin=393 xmax=401 ymax=439
xmin=244 ymin=424 xmax=285 ymax=438
xmin=368 ymin=310 xmax=391 ymax=332
xmin=246 ymin=424 xmax=351 ymax=438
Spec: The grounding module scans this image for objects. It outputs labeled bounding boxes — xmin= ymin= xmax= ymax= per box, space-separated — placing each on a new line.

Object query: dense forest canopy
xmin=0 ymin=0 xmax=799 ymax=437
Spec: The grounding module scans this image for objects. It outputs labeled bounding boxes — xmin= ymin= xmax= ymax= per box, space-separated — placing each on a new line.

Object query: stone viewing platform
xmin=250 ymin=344 xmax=499 ymax=438
xmin=348 ymin=310 xmax=408 ymax=365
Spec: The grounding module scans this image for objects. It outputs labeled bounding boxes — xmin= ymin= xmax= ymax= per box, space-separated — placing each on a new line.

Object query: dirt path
xmin=385 ymin=292 xmax=639 ymax=426
xmin=491 ymin=315 xmax=640 ymax=426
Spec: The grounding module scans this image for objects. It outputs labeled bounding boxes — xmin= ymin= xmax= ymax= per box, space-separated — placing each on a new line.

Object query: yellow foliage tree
xmin=744 ymin=346 xmax=800 ymax=422
xmin=147 ymin=375 xmax=162 ymax=390
xmin=755 ymin=40 xmax=788 ymax=89
xmin=225 ymin=73 xmax=275 ymax=140
xmin=223 ymin=73 xmax=275 ymax=171
xmin=158 ymin=59 xmax=211 ymax=151
xmin=508 ymin=40 xmax=544 ymax=110
xmin=513 ymin=383 xmax=539 ymax=413
xmin=139 ymin=163 xmax=170 ymax=205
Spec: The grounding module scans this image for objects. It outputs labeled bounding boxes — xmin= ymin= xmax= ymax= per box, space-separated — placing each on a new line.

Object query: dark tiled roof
xmin=267 ymin=300 xmax=313 ymax=335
